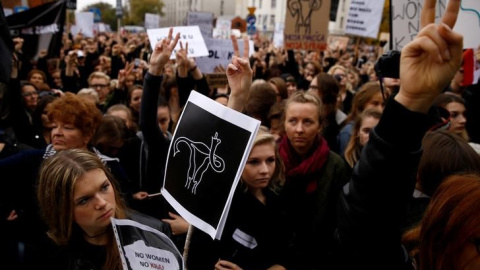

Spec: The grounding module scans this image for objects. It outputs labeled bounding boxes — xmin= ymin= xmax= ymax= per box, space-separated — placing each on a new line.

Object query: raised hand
xmin=226 ymin=35 xmax=253 ymax=112
xmin=176 ymin=41 xmax=190 ymax=77
xmin=396 ymin=0 xmax=463 ymax=113
xmin=148 ymin=28 xmax=180 ymax=76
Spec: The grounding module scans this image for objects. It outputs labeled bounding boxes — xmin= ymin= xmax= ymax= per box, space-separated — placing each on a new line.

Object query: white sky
xmin=76 ymin=0 xmax=118 ymax=12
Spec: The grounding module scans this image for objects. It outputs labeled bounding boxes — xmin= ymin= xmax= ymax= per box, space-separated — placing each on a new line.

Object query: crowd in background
xmin=1 ymin=1 xmax=480 ymax=268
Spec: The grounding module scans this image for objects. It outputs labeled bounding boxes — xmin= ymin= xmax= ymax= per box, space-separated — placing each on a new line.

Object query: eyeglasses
xmin=309 ymin=85 xmax=319 ymax=91
xmin=90 ymin=84 xmax=108 ymax=89
xmin=22 ymin=91 xmax=39 ymax=97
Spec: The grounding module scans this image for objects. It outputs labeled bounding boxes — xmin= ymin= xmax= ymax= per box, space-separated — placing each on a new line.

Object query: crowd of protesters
xmin=1 ymin=0 xmax=480 ymax=269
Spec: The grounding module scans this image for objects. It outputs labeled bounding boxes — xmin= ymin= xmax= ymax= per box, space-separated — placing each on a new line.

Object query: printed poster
xmin=162 ymin=91 xmax=260 ymax=240
xmin=284 ymin=0 xmax=331 ymax=51
xmin=112 ymin=218 xmax=184 ymax=270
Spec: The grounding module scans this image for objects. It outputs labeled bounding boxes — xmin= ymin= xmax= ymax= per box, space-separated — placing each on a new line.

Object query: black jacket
xmin=335 ymin=97 xmax=430 ymax=269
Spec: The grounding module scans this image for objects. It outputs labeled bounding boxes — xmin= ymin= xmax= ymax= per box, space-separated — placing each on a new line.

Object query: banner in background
xmin=6 ymin=0 xmax=66 ymax=59
xmin=196 ymin=37 xmax=254 ymax=73
xmin=72 ymin=12 xmax=94 ymax=38
xmin=147 ymin=26 xmax=209 ymax=59
xmin=344 ymin=0 xmax=384 ymax=39
xmin=391 ymin=0 xmax=480 ymax=50
xmin=145 ymin=13 xmax=160 ymax=29
xmin=284 ymin=0 xmax=330 ymax=51
xmin=187 ymin=11 xmax=213 ymax=38
xmin=162 ymin=91 xmax=260 ymax=240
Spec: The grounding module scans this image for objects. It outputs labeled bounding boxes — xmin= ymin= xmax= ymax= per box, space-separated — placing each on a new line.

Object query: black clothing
xmin=335 ymin=97 xmax=430 ymax=269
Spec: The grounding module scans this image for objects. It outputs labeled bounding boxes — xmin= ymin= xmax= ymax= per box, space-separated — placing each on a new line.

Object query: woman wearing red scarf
xmin=278 ymin=91 xmax=350 ymax=269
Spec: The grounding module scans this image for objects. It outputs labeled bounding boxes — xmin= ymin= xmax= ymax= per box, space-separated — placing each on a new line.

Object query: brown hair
xmin=346 ymin=82 xmax=382 ymax=123
xmin=46 ymin=92 xmax=102 ymax=141
xmin=38 ymin=149 xmax=127 ymax=269
xmin=268 ymin=77 xmax=288 ymax=100
xmin=244 ymin=82 xmax=277 ymax=127
xmin=417 ymin=130 xmax=480 ymax=196
xmin=344 ymin=108 xmax=382 ymax=168
xmin=403 ymin=174 xmax=480 ymax=270
xmin=27 ymin=69 xmax=47 ymax=83
xmin=314 ymin=73 xmax=340 ymax=118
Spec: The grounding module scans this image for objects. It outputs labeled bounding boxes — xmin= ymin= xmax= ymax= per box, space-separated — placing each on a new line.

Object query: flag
xmin=6 ymin=0 xmax=66 ymax=60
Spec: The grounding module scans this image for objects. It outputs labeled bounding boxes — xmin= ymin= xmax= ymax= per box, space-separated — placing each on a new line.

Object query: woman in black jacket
xmin=335 ymin=0 xmax=466 ymax=268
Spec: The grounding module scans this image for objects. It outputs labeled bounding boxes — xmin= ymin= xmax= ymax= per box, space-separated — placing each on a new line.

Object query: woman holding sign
xmin=37 ymin=149 xmax=181 ymax=270
xmin=214 ymin=129 xmax=293 ymax=270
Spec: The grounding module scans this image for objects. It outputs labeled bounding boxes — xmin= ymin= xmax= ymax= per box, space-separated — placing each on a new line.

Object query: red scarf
xmin=279 ymin=135 xmax=330 ymax=193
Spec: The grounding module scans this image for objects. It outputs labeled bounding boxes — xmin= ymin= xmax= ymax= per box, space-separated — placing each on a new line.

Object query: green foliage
xmin=126 ymin=0 xmax=164 ymax=25
xmin=82 ymin=2 xmax=117 ymax=31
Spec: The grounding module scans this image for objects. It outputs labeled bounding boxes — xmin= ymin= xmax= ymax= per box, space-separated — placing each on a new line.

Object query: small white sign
xmin=344 ymin=0 xmax=384 ymax=39
xmin=74 ymin=12 xmax=94 ymax=38
xmin=196 ymin=38 xmax=254 ymax=73
xmin=147 ymin=26 xmax=209 ymax=59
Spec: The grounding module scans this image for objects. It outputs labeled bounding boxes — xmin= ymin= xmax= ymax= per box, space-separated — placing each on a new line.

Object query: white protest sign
xmin=112 ymin=218 xmax=184 ymax=270
xmin=187 ymin=11 xmax=214 ymax=37
xmin=453 ymin=0 xmax=480 ymax=49
xmin=392 ymin=0 xmax=480 ymax=50
xmin=162 ymin=91 xmax=260 ymax=240
xmin=147 ymin=26 xmax=209 ymax=59
xmin=145 ymin=13 xmax=160 ymax=29
xmin=196 ymin=38 xmax=254 ymax=73
xmin=273 ymin=22 xmax=285 ymax=48
xmin=344 ymin=0 xmax=384 ymax=39
xmin=74 ymin=12 xmax=94 ymax=38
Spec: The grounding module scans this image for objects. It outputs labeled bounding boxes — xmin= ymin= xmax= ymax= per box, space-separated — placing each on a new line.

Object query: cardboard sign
xmin=344 ymin=0 xmax=384 ymax=39
xmin=196 ymin=38 xmax=254 ymax=74
xmin=162 ymin=91 xmax=260 ymax=240
xmin=147 ymin=26 xmax=209 ymax=59
xmin=205 ymin=73 xmax=229 ymax=89
xmin=392 ymin=0 xmax=480 ymax=50
xmin=284 ymin=0 xmax=331 ymax=51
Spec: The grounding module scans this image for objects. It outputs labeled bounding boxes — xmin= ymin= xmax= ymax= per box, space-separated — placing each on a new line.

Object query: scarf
xmin=279 ymin=135 xmax=330 ymax=193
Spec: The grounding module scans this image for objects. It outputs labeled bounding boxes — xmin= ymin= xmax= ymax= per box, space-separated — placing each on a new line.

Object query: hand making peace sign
xmin=396 ymin=0 xmax=463 ymax=113
xmin=226 ymin=35 xmax=253 ymax=112
xmin=148 ymin=28 xmax=180 ymax=76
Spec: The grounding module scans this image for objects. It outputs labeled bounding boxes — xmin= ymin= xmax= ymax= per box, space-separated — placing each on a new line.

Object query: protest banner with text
xmin=6 ymin=0 xmax=66 ymax=59
xmin=147 ymin=26 xmax=209 ymax=59
xmin=344 ymin=0 xmax=384 ymax=39
xmin=284 ymin=0 xmax=330 ymax=51
xmin=392 ymin=0 xmax=480 ymax=50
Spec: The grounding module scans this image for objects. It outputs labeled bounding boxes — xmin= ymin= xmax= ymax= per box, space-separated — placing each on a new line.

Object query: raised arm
xmin=226 ymin=36 xmax=253 ymax=112
xmin=335 ymin=0 xmax=463 ymax=267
